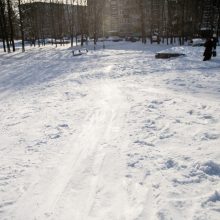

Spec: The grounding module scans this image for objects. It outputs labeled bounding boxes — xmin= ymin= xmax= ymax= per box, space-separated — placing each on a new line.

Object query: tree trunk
xmin=140 ymin=0 xmax=146 ymax=44
xmin=0 ymin=0 xmax=10 ymax=52
xmin=18 ymin=0 xmax=25 ymax=52
xmin=7 ymin=0 xmax=15 ymax=52
xmin=0 ymin=1 xmax=6 ymax=52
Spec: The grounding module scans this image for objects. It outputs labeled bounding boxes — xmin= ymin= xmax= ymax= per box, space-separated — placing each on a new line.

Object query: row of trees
xmin=138 ymin=0 xmax=220 ymax=45
xmin=0 ymin=0 xmax=88 ymax=53
xmin=0 ymin=0 xmax=17 ymax=52
xmin=89 ymin=0 xmax=219 ymax=46
xmin=0 ymin=0 xmax=220 ymax=53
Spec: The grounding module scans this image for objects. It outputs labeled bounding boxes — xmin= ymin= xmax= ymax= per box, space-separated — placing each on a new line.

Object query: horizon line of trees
xmin=0 ymin=0 xmax=88 ymax=53
xmin=0 ymin=0 xmax=219 ymax=53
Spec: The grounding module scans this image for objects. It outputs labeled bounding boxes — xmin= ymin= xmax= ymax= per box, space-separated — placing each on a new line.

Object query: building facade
xmin=103 ymin=0 xmax=142 ymax=37
xmin=100 ymin=0 xmax=219 ymax=38
xmin=102 ymin=0 xmax=166 ymax=37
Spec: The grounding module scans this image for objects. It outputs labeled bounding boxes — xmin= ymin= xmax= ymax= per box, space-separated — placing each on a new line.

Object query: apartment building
xmin=102 ymin=0 xmax=166 ymax=37
xmin=103 ymin=0 xmax=141 ymax=36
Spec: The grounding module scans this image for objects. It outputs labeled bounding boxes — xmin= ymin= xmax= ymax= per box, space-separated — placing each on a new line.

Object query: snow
xmin=0 ymin=41 xmax=220 ymax=220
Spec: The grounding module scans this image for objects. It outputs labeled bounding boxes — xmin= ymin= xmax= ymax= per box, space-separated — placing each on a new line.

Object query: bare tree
xmin=6 ymin=0 xmax=15 ymax=51
xmin=138 ymin=0 xmax=147 ymax=43
xmin=88 ymin=0 xmax=105 ymax=47
xmin=18 ymin=0 xmax=25 ymax=52
xmin=0 ymin=0 xmax=8 ymax=52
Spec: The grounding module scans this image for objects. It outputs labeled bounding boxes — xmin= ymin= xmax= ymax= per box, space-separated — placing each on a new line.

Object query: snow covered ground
xmin=0 ymin=41 xmax=220 ymax=220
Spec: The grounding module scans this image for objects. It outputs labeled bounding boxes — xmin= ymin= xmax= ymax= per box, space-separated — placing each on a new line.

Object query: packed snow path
xmin=0 ymin=42 xmax=220 ymax=220
xmin=10 ymin=80 xmax=131 ymax=220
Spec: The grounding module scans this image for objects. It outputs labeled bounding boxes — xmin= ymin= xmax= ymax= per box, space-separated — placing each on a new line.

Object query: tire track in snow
xmin=9 ymin=109 xmax=98 ymax=220
xmin=51 ymin=81 xmax=131 ymax=220
xmin=9 ymin=65 xmax=131 ymax=220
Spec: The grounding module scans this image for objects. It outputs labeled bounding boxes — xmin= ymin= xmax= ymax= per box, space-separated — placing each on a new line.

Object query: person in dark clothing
xmin=203 ymin=38 xmax=213 ymax=61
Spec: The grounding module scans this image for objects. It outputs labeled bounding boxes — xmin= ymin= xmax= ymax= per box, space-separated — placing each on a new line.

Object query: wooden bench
xmin=72 ymin=49 xmax=88 ymax=56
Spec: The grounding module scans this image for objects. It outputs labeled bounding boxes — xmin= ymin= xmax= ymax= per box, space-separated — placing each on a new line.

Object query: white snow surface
xmin=0 ymin=42 xmax=220 ymax=220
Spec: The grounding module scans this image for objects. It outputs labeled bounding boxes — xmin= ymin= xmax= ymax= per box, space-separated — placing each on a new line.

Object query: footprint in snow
xmin=187 ymin=110 xmax=194 ymax=115
xmin=195 ymin=161 xmax=220 ymax=177
xmin=49 ymin=134 xmax=61 ymax=139
xmin=134 ymin=140 xmax=155 ymax=147
xmin=201 ymin=132 xmax=219 ymax=141
xmin=26 ymin=145 xmax=39 ymax=152
xmin=163 ymin=159 xmax=178 ymax=170
xmin=125 ymin=174 xmax=132 ymax=178
xmin=148 ymin=104 xmax=157 ymax=109
xmin=0 ymin=201 xmax=15 ymax=210
xmin=127 ymin=160 xmax=143 ymax=169
xmin=143 ymin=119 xmax=157 ymax=129
xmin=151 ymin=100 xmax=163 ymax=105
xmin=202 ymin=191 xmax=220 ymax=208
xmin=174 ymin=161 xmax=220 ymax=187
xmin=159 ymin=129 xmax=175 ymax=140
xmin=200 ymin=114 xmax=217 ymax=123
xmin=58 ymin=124 xmax=69 ymax=128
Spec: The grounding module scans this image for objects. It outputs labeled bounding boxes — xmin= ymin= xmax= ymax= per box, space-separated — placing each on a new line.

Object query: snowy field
xmin=0 ymin=41 xmax=220 ymax=220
